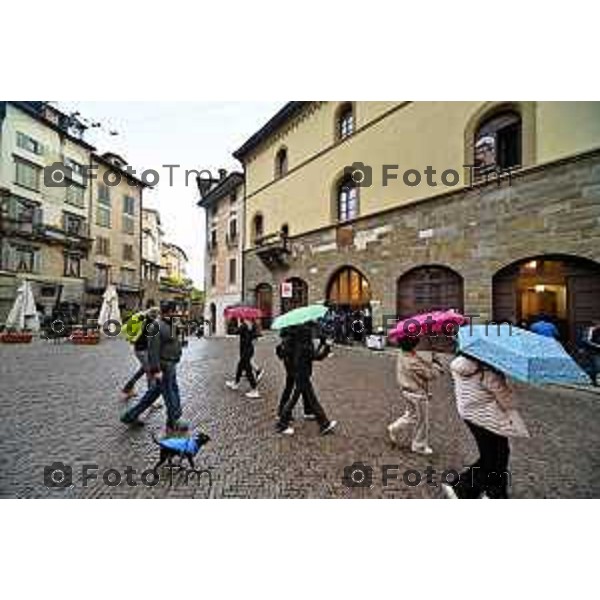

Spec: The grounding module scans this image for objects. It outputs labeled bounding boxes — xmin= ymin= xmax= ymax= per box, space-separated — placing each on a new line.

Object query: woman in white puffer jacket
xmin=443 ymin=353 xmax=529 ymax=499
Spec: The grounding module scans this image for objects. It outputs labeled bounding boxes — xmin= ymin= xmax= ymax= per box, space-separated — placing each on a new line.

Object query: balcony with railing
xmin=254 ymin=231 xmax=291 ymax=269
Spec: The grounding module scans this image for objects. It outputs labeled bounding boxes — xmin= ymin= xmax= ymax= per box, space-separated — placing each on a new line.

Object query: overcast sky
xmin=57 ymin=101 xmax=284 ymax=288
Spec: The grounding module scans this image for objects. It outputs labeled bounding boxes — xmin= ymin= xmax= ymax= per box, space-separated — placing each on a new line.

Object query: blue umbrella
xmin=458 ymin=324 xmax=591 ymax=385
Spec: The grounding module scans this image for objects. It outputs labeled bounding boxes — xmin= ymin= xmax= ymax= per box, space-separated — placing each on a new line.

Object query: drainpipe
xmin=240 ymin=166 xmax=247 ymax=304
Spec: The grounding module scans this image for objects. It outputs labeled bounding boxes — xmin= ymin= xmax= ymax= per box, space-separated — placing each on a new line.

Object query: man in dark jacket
xmin=277 ymin=325 xmax=337 ymax=436
xmin=121 ymin=303 xmax=188 ymax=433
xmin=275 ymin=327 xmax=315 ymax=420
xmin=585 ymin=324 xmax=600 ymax=386
xmin=226 ymin=319 xmax=261 ymax=398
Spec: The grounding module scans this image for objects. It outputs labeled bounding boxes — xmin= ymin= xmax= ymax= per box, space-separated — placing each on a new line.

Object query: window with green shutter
xmin=15 ymin=158 xmax=41 ymax=191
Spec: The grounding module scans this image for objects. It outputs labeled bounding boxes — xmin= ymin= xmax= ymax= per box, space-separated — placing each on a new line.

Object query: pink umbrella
xmin=388 ymin=310 xmax=467 ymax=341
xmin=224 ymin=305 xmax=263 ymax=320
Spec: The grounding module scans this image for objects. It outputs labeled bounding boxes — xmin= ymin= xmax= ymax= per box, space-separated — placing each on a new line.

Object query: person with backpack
xmin=121 ymin=303 xmax=189 ymax=434
xmin=442 ymin=353 xmax=529 ymax=499
xmin=121 ymin=307 xmax=160 ymax=400
xmin=275 ymin=326 xmax=315 ymax=421
xmin=276 ymin=324 xmax=337 ymax=436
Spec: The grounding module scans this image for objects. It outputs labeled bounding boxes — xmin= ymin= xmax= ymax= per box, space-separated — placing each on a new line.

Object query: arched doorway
xmin=327 ymin=266 xmax=371 ymax=309
xmin=396 ymin=265 xmax=464 ymax=318
xmin=492 ymin=255 xmax=600 ymax=348
xmin=281 ymin=277 xmax=308 ymax=314
xmin=255 ymin=283 xmax=273 ymax=329
xmin=326 ymin=266 xmax=372 ymax=342
xmin=209 ymin=302 xmax=216 ymax=336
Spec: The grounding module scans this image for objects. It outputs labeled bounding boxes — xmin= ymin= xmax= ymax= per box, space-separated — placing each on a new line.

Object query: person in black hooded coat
xmin=276 ymin=325 xmax=337 ymax=435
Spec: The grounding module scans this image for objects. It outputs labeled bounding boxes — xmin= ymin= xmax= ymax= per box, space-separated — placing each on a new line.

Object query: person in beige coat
xmin=443 ymin=353 xmax=529 ymax=499
xmin=387 ymin=336 xmax=443 ymax=455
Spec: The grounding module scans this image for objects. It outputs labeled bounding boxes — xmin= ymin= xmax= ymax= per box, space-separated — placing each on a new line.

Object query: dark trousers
xmin=122 ymin=350 xmax=149 ymax=393
xmin=277 ymin=372 xmax=314 ymax=417
xmin=279 ymin=375 xmax=329 ymax=429
xmin=455 ymin=420 xmax=511 ymax=498
xmin=122 ymin=362 xmax=182 ymax=427
xmin=235 ymin=353 xmax=257 ymax=389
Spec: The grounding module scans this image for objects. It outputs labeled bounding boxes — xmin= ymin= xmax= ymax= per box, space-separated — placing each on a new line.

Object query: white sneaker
xmin=278 ymin=426 xmax=294 ymax=436
xmin=442 ymin=483 xmax=459 ymax=499
xmin=387 ymin=425 xmax=398 ymax=446
xmin=245 ymin=389 xmax=261 ymax=399
xmin=321 ymin=420 xmax=338 ymax=435
xmin=225 ymin=381 xmax=239 ymax=390
xmin=255 ymin=368 xmax=265 ymax=383
xmin=411 ymin=442 xmax=433 ymax=455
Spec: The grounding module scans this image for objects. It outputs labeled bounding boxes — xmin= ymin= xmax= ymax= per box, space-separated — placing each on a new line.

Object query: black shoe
xmin=320 ymin=420 xmax=338 ymax=435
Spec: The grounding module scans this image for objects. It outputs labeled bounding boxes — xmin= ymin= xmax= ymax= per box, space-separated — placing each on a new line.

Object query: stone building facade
xmin=197 ymin=170 xmax=244 ymax=335
xmin=236 ymin=101 xmax=600 ymax=347
xmin=0 ymin=102 xmax=148 ymax=324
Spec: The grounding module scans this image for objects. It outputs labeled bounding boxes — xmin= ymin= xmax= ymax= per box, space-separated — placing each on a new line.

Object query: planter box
xmin=70 ymin=330 xmax=101 ymax=345
xmin=0 ymin=332 xmax=34 ymax=344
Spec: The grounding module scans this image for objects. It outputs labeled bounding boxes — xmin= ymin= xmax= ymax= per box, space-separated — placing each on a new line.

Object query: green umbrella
xmin=272 ymin=304 xmax=328 ymax=330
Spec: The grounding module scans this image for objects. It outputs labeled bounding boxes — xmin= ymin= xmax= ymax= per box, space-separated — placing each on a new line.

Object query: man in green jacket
xmin=121 ymin=303 xmax=188 ymax=434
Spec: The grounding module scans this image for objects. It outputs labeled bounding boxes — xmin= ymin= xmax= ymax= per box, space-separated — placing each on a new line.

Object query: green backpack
xmin=124 ymin=312 xmax=146 ymax=344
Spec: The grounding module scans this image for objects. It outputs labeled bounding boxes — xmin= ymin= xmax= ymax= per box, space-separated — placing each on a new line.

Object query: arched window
xmin=336 ymin=175 xmax=358 ymax=222
xmin=475 ymin=110 xmax=522 ymax=172
xmin=252 ymin=213 xmax=264 ymax=244
xmin=275 ymin=147 xmax=288 ymax=178
xmin=337 ymin=103 xmax=354 ymax=140
xmin=327 ymin=266 xmax=371 ymax=307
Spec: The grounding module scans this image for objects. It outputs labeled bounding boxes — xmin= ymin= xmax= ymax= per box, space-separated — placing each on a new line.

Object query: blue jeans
xmin=122 ymin=362 xmax=182 ymax=426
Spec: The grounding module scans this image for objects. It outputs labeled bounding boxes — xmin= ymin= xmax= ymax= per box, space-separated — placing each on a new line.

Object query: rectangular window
xmin=97 ymin=183 xmax=111 ymax=227
xmin=13 ymin=245 xmax=40 ymax=273
xmin=229 ymin=258 xmax=237 ymax=285
xmin=229 ymin=219 xmax=237 ymax=242
xmin=96 ymin=237 xmax=110 ymax=256
xmin=120 ymin=267 xmax=136 ymax=288
xmin=94 ymin=264 xmax=109 ymax=288
xmin=123 ymin=244 xmax=134 ymax=261
xmin=123 ymin=195 xmax=135 ymax=215
xmin=96 ymin=205 xmax=111 ymax=228
xmin=64 ymin=157 xmax=86 ymax=176
xmin=210 ymin=264 xmax=217 ymax=287
xmin=16 ymin=132 xmax=43 ymax=155
xmin=63 ymin=213 xmax=85 ymax=236
xmin=98 ymin=183 xmax=111 ymax=205
xmin=15 ymin=158 xmax=41 ymax=191
xmin=210 ymin=228 xmax=217 ymax=248
xmin=122 ymin=214 xmax=135 ymax=234
xmin=65 ymin=183 xmax=85 ymax=208
xmin=64 ymin=253 xmax=81 ymax=278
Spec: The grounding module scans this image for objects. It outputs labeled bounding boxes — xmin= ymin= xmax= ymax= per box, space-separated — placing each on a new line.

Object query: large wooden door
xmin=256 ymin=283 xmax=273 ymax=328
xmin=396 ymin=266 xmax=464 ymax=318
xmin=281 ymin=278 xmax=308 ymax=314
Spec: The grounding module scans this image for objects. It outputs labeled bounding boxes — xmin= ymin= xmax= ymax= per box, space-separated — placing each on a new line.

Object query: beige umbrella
xmin=5 ymin=280 xmax=40 ymax=332
xmin=98 ymin=284 xmax=121 ymax=331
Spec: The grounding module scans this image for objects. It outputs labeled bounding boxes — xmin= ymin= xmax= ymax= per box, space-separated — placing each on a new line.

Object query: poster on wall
xmin=281 ymin=281 xmax=293 ymax=298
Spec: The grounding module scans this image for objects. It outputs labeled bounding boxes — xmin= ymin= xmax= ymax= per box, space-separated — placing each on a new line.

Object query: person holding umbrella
xmin=226 ymin=316 xmax=262 ymax=398
xmin=272 ymin=305 xmax=337 ymax=436
xmin=387 ymin=311 xmax=463 ymax=455
xmin=443 ymin=352 xmax=527 ymax=499
xmin=442 ymin=324 xmax=590 ymax=499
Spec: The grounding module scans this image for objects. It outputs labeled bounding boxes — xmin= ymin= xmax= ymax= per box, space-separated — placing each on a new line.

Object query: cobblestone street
xmin=0 ymin=336 xmax=598 ymax=499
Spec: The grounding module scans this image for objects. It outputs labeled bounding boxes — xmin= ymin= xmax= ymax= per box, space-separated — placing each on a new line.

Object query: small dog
xmin=152 ymin=432 xmax=211 ymax=471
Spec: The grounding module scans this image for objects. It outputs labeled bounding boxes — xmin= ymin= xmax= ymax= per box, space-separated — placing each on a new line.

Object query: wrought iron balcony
xmin=254 ymin=232 xmax=291 ymax=269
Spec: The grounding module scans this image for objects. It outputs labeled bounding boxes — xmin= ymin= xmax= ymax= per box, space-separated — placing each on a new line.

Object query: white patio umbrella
xmin=5 ymin=280 xmax=40 ymax=332
xmin=98 ymin=284 xmax=121 ymax=331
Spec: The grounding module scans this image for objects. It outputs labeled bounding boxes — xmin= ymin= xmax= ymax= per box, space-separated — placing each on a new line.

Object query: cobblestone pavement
xmin=1 ymin=335 xmax=598 ymax=498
